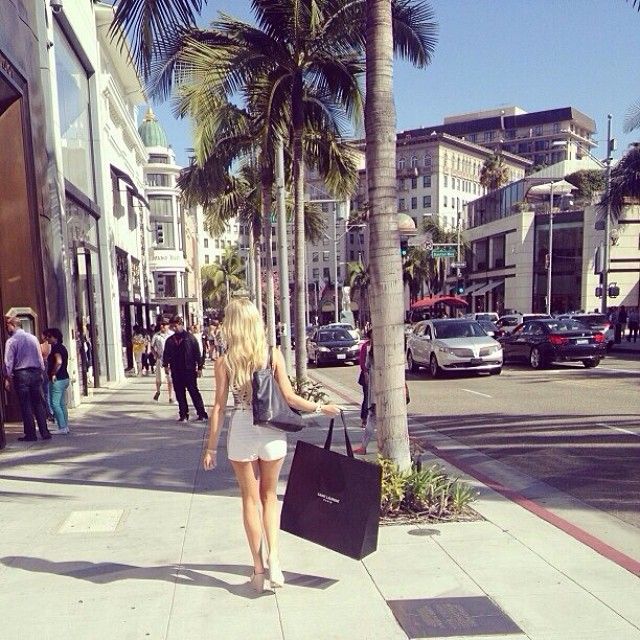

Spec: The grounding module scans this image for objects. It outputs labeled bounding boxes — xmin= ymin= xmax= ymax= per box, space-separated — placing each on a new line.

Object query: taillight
xmin=594 ymin=332 xmax=605 ymax=343
xmin=548 ymin=334 xmax=568 ymax=345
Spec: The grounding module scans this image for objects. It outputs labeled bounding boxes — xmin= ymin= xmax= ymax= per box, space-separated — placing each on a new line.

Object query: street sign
xmin=431 ymin=248 xmax=456 ymax=258
xmin=451 ymin=261 xmax=466 ymax=269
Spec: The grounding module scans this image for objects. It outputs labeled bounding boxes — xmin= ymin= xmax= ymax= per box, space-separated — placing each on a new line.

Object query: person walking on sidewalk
xmin=3 ymin=316 xmax=51 ymax=442
xmin=44 ymin=327 xmax=70 ymax=435
xmin=202 ymin=298 xmax=341 ymax=592
xmin=40 ymin=330 xmax=55 ymax=423
xmin=151 ymin=319 xmax=174 ymax=403
xmin=357 ymin=329 xmax=371 ymax=429
xmin=163 ymin=315 xmax=207 ymax=422
xmin=627 ymin=307 xmax=639 ymax=343
xmin=131 ymin=325 xmax=146 ymax=376
xmin=354 ymin=335 xmax=376 ymax=455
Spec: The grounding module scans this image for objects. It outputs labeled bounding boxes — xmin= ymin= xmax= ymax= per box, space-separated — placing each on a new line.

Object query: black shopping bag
xmin=280 ymin=412 xmax=382 ymax=560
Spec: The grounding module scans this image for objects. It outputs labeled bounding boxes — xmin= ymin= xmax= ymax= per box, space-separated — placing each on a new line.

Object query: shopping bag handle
xmin=324 ymin=410 xmax=354 ymax=458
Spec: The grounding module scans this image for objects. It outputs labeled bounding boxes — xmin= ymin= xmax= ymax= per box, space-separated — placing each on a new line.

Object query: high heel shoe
xmin=268 ymin=561 xmax=285 ymax=589
xmin=249 ymin=571 xmax=266 ymax=593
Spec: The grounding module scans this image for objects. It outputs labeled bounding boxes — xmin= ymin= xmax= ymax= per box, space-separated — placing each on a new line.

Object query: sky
xmin=149 ymin=0 xmax=640 ymax=167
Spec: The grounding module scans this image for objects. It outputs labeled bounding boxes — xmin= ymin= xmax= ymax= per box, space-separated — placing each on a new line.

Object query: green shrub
xmin=379 ymin=456 xmax=477 ymax=521
xmin=289 ymin=377 xmax=329 ymax=404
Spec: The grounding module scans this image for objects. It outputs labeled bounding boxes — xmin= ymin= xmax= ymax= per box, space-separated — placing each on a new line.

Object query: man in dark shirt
xmin=4 ymin=316 xmax=51 ymax=442
xmin=163 ymin=316 xmax=208 ymax=422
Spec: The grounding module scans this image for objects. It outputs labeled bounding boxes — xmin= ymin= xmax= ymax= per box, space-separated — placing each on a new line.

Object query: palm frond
xmin=624 ymin=99 xmax=640 ymax=134
xmin=391 ymin=0 xmax=438 ymax=67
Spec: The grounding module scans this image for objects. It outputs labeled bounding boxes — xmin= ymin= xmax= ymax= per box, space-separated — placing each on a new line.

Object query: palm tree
xmin=420 ymin=217 xmax=458 ymax=294
xmin=347 ymin=260 xmax=371 ymax=324
xmin=201 ymin=245 xmax=245 ymax=308
xmin=601 ymin=143 xmax=640 ymax=218
xmin=364 ymin=0 xmax=437 ymax=470
xmin=480 ymin=154 xmax=510 ymax=191
xmin=402 ymin=247 xmax=431 ymax=303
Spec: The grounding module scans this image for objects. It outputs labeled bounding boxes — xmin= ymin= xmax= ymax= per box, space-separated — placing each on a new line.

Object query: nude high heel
xmin=249 ymin=571 xmax=266 ymax=593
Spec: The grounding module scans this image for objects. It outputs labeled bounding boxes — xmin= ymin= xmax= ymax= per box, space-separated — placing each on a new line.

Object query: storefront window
xmin=54 ymin=23 xmax=94 ymax=199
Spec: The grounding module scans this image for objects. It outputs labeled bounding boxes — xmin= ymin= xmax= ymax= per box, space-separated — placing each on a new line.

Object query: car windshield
xmin=479 ymin=321 xmax=498 ymax=331
xmin=434 ymin=321 xmax=487 ymax=339
xmin=574 ymin=315 xmax=606 ymax=325
xmin=317 ymin=330 xmax=352 ymax=342
xmin=542 ymin=320 xmax=587 ymax=332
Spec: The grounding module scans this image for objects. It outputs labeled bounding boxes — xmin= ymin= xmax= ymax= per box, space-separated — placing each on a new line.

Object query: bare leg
xmin=258 ymin=457 xmax=285 ymax=586
xmin=230 ymin=460 xmax=264 ymax=575
xmin=166 ymin=376 xmax=173 ymax=401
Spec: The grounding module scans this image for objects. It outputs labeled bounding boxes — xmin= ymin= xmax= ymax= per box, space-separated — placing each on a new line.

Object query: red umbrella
xmin=411 ymin=294 xmax=468 ymax=310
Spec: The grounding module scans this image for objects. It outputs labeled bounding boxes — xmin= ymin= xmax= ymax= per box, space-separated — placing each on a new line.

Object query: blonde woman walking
xmin=203 ymin=298 xmax=340 ymax=593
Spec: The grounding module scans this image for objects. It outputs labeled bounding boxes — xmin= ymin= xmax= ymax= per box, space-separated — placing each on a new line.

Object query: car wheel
xmin=489 ymin=367 xmax=502 ymax=375
xmin=429 ymin=354 xmax=442 ymax=378
xmin=529 ymin=347 xmax=546 ymax=369
xmin=583 ymin=357 xmax=600 ymax=368
xmin=407 ymin=351 xmax=419 ymax=374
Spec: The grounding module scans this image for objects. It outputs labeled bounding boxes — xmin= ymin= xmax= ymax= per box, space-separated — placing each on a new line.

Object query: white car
xmin=406 ymin=319 xmax=503 ymax=377
xmin=465 ymin=312 xmax=500 ymax=323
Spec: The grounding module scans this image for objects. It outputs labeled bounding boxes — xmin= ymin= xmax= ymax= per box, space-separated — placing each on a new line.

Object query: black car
xmin=307 ymin=328 xmax=361 ymax=366
xmin=499 ymin=319 xmax=607 ymax=369
xmin=477 ymin=320 xmax=502 ymax=339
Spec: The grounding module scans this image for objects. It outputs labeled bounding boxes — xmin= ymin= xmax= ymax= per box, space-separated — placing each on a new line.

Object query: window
xmin=312 ymin=251 xmax=319 ymax=262
xmin=155 ymin=273 xmax=176 ymax=297
xmin=153 ymin=221 xmax=175 ymax=248
xmin=422 ymin=175 xmax=431 ymax=188
xmin=323 ymin=251 xmax=330 ymax=262
xmin=423 ymin=154 xmax=432 ymax=169
xmin=411 ymin=177 xmax=417 ymax=189
xmin=349 ymin=251 xmax=355 ymax=261
xmin=323 ymin=267 xmax=330 ymax=279
xmin=410 ymin=156 xmax=418 ymax=168
xmin=443 ymin=175 xmax=448 ymax=187
xmin=469 ymin=134 xmax=477 ymax=142
xmin=149 ymin=196 xmax=173 ymax=217
xmin=553 ymin=122 xmax=561 ymax=133
xmin=312 ymin=268 xmax=319 ymax=280
xmin=506 ymin=129 xmax=517 ymax=140
xmin=337 ymin=266 xmax=341 ymax=279
xmin=398 ymin=198 xmax=406 ymax=211
xmin=534 ymin=125 xmax=543 ymax=136
xmin=147 ymin=173 xmax=170 ymax=187
xmin=54 ymin=23 xmax=95 ymax=199
xmin=443 ymin=196 xmax=448 ymax=207
xmin=423 ymin=195 xmax=432 ymax=208
xmin=484 ymin=131 xmax=494 ymax=142
xmin=411 ymin=197 xmax=417 ymax=210
xmin=204 ymin=238 xmax=209 ymax=248
xmin=149 ymin=154 xmax=169 ymax=164
xmin=398 ymin=157 xmax=406 ymax=170
xmin=204 ymin=255 xmax=210 ymax=264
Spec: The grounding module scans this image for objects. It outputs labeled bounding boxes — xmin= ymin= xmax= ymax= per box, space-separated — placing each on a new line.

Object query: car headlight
xmin=318 ymin=346 xmax=330 ymax=352
xmin=348 ymin=344 xmax=360 ymax=351
xmin=437 ymin=346 xmax=454 ymax=355
xmin=490 ymin=344 xmax=502 ymax=353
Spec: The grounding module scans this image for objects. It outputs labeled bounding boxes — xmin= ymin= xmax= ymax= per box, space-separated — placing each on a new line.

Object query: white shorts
xmin=227 ymin=407 xmax=287 ymax=462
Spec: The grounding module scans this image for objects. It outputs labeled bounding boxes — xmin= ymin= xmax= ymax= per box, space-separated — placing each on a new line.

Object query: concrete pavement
xmin=1 ymin=370 xmax=639 ymax=640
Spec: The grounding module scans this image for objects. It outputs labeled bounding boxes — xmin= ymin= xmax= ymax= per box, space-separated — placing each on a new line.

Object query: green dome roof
xmin=138 ymin=107 xmax=168 ymax=148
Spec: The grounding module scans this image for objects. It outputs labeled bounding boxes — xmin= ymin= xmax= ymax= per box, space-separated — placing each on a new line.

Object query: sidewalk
xmin=609 ymin=339 xmax=640 ymax=357
xmin=1 ymin=371 xmax=639 ymax=640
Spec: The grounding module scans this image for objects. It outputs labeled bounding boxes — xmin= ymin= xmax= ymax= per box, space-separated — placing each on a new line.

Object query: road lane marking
xmin=460 ymin=388 xmax=492 ymax=398
xmin=597 ymin=422 xmax=640 ymax=437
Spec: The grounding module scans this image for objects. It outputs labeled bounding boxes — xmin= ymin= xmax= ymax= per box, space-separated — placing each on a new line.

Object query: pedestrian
xmin=357 ymin=329 xmax=372 ymax=429
xmin=151 ymin=319 xmax=174 ymax=403
xmin=40 ymin=330 xmax=55 ymax=422
xmin=163 ymin=315 xmax=208 ymax=422
xmin=202 ymin=298 xmax=340 ymax=592
xmin=131 ymin=325 xmax=146 ymax=376
xmin=214 ymin=322 xmax=225 ymax=357
xmin=206 ymin=324 xmax=217 ymax=361
xmin=354 ymin=334 xmax=376 ymax=455
xmin=617 ymin=305 xmax=628 ymax=342
xmin=43 ymin=327 xmax=71 ymax=435
xmin=627 ymin=307 xmax=639 ymax=343
xmin=3 ymin=316 xmax=51 ymax=442
xmin=190 ymin=323 xmax=204 ymax=365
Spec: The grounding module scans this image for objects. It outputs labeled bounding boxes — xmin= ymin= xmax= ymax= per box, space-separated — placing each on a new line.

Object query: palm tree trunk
xmin=247 ymin=224 xmax=257 ymax=302
xmin=365 ymin=0 xmax=410 ymax=471
xmin=261 ymin=166 xmax=276 ymax=346
xmin=292 ymin=74 xmax=307 ymax=381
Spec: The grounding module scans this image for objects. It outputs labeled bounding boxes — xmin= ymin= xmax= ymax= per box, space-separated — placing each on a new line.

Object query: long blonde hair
xmin=222 ymin=298 xmax=267 ymax=395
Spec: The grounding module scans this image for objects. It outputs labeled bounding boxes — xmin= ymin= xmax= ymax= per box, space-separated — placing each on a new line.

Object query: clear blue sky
xmin=150 ymin=0 xmax=640 ymax=167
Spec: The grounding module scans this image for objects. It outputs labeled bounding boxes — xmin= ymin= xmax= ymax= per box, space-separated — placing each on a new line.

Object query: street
xmin=309 ymin=353 xmax=640 ymax=530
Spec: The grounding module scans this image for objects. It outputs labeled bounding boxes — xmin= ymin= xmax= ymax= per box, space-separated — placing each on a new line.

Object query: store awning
xmin=473 ymin=280 xmax=504 ymax=297
xmin=411 ymin=294 xmax=468 ymax=310
xmin=110 ymin=164 xmax=149 ymax=207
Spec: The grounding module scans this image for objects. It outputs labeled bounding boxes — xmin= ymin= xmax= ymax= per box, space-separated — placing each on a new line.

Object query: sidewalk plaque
xmin=388 ymin=597 xmax=522 ymax=638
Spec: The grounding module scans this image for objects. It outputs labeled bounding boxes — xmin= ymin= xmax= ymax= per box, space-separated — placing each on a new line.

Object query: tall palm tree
xmin=480 ymin=154 xmax=509 ymax=191
xmin=347 ymin=260 xmax=370 ymax=324
xmin=365 ymin=0 xmax=437 ymax=470
xmin=201 ymin=245 xmax=245 ymax=307
xmin=601 ymin=143 xmax=640 ymax=218
xmin=402 ymin=247 xmax=431 ymax=303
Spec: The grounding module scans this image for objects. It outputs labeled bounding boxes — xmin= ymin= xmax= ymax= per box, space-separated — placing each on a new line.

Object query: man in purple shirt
xmin=4 ymin=316 xmax=51 ymax=442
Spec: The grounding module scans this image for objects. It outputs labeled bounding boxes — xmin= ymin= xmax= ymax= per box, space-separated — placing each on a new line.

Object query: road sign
xmin=451 ymin=261 xmax=466 ymax=269
xmin=431 ymin=247 xmax=456 ymax=258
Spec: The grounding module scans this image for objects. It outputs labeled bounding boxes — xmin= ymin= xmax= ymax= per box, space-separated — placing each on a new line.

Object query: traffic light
xmin=400 ymin=239 xmax=408 ymax=257
xmin=608 ymin=283 xmax=620 ymax=298
xmin=456 ymin=279 xmax=465 ymax=295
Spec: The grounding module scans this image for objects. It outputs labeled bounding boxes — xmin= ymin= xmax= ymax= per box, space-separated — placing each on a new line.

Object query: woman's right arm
xmin=203 ymin=357 xmax=229 ymax=470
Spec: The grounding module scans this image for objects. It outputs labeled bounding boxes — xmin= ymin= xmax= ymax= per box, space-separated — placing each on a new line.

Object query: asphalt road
xmin=309 ymin=354 xmax=640 ymax=530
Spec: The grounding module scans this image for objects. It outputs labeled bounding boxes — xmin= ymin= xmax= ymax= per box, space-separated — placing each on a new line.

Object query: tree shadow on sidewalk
xmin=0 ymin=556 xmax=337 ymax=598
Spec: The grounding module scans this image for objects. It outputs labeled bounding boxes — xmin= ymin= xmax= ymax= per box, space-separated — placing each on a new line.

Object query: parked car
xmin=321 ymin=322 xmax=360 ymax=341
xmin=307 ymin=327 xmax=361 ymax=366
xmin=465 ymin=312 xmax=500 ymax=323
xmin=499 ymin=318 xmax=606 ymax=369
xmin=496 ymin=313 xmax=551 ymax=334
xmin=406 ymin=319 xmax=503 ymax=377
xmin=477 ymin=320 xmax=502 ymax=338
xmin=558 ymin=313 xmax=614 ymax=350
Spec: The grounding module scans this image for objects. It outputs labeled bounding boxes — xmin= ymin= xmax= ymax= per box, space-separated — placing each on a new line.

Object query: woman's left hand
xmin=321 ymin=403 xmax=342 ymax=417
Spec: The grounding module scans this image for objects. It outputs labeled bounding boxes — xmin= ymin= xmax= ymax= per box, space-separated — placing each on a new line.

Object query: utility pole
xmin=601 ymin=114 xmax=613 ymax=315
xmin=332 ymin=204 xmax=339 ymax=323
xmin=275 ymin=139 xmax=292 ymax=373
xmin=546 ymin=181 xmax=554 ymax=315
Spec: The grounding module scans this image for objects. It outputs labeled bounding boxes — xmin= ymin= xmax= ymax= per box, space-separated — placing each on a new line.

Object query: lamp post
xmin=546 ymin=181 xmax=554 ymax=315
xmin=601 ymin=115 xmax=613 ymax=315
